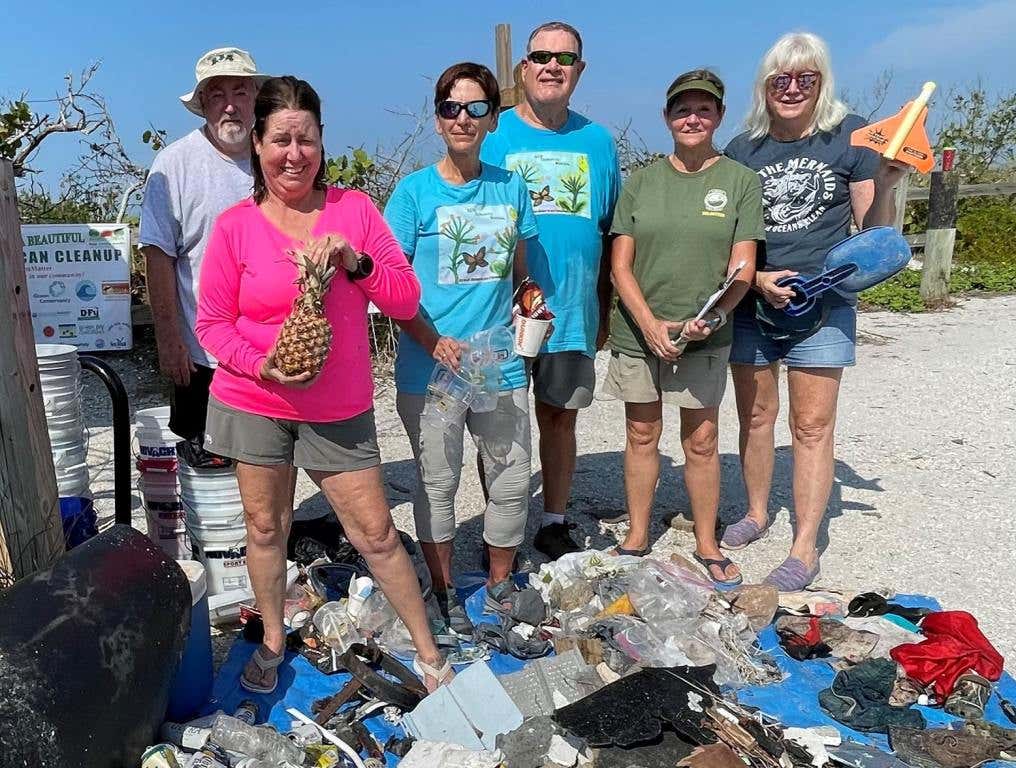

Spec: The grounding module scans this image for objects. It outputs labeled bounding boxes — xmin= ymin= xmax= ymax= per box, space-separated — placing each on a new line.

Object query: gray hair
xmin=527 ymin=21 xmax=583 ymax=59
xmin=744 ymin=31 xmax=848 ymax=140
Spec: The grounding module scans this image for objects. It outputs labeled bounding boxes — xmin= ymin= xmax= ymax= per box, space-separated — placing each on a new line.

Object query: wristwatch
xmin=705 ymin=307 xmax=727 ymax=331
xmin=348 ymin=252 xmax=374 ymax=281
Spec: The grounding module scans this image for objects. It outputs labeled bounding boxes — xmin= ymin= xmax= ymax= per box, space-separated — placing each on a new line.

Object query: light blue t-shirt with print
xmin=384 ymin=163 xmax=539 ymax=395
xmin=481 ymin=108 xmax=621 ymax=357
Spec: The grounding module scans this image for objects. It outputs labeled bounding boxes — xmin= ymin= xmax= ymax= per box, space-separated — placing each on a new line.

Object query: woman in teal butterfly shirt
xmin=385 ymin=62 xmax=539 ymax=636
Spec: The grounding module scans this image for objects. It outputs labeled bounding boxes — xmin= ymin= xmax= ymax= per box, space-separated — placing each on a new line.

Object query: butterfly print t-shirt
xmin=482 ymin=109 xmax=621 ymax=357
xmin=384 ymin=162 xmax=538 ymax=395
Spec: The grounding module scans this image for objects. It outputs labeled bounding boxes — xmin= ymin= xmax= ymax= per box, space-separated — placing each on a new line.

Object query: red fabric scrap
xmin=890 ymin=611 xmax=1004 ymax=699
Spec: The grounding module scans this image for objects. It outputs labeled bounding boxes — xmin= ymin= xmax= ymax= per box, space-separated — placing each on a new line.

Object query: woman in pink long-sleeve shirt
xmin=195 ymin=75 xmax=451 ymax=694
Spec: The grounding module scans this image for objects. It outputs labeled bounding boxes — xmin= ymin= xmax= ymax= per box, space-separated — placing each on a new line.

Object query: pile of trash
xmin=142 ymin=548 xmax=1016 ymax=768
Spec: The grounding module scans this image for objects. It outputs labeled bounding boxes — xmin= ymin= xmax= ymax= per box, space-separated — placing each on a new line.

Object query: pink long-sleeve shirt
xmin=195 ymin=187 xmax=420 ymax=422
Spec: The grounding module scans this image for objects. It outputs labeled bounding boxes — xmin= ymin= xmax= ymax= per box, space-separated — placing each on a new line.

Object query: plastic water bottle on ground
xmin=209 ymin=714 xmax=305 ymax=765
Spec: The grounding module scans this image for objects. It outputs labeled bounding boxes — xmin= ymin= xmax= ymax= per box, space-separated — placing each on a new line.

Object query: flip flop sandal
xmin=241 ymin=645 xmax=285 ymax=694
xmin=693 ymin=553 xmax=744 ymax=587
xmin=720 ymin=516 xmax=769 ymax=551
xmin=412 ymin=655 xmax=454 ymax=691
xmin=612 ymin=544 xmax=652 ymax=557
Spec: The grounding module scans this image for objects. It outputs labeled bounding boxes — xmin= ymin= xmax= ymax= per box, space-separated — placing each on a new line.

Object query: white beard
xmin=213 ymin=121 xmax=249 ymax=151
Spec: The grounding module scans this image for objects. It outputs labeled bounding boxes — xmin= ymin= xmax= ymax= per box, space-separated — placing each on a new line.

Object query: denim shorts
xmin=730 ymin=301 xmax=857 ymax=368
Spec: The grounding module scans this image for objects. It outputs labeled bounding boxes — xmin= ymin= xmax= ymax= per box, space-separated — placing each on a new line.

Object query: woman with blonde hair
xmin=723 ymin=32 xmax=906 ymax=589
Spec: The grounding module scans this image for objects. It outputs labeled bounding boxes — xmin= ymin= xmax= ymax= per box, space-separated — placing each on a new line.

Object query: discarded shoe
xmin=888 ymin=725 xmax=1007 ymax=768
xmin=944 ymin=672 xmax=991 ymax=720
xmin=533 ymin=522 xmax=581 ymax=560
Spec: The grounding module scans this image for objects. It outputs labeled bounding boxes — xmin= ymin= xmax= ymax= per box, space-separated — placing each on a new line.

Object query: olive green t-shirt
xmin=609 ymin=156 xmax=764 ymax=357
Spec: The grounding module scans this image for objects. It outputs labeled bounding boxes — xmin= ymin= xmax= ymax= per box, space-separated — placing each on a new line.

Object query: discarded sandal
xmin=412 ymin=654 xmax=455 ymax=692
xmin=241 ymin=645 xmax=284 ymax=694
xmin=693 ymin=552 xmax=743 ymax=587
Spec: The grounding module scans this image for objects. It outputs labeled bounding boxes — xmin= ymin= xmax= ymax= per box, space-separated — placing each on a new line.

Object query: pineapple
xmin=274 ymin=249 xmax=338 ymax=377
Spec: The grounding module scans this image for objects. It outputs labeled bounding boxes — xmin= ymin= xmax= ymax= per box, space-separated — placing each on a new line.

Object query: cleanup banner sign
xmin=21 ymin=223 xmax=133 ymax=352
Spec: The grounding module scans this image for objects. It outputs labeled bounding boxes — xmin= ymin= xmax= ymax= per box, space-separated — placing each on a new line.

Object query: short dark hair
xmin=666 ymin=68 xmax=725 ymax=112
xmin=251 ymin=76 xmax=326 ymax=204
xmin=527 ymin=21 xmax=583 ymax=59
xmin=434 ymin=62 xmax=501 ymax=113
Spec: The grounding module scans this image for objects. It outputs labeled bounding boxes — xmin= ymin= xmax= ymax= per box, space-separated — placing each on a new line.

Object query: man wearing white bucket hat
xmin=140 ymin=47 xmax=268 ymax=466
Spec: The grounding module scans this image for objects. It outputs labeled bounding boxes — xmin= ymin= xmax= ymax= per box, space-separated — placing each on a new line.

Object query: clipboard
xmin=674 ymin=260 xmax=747 ymax=352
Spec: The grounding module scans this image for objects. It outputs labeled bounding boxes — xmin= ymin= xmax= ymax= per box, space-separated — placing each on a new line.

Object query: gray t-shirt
xmin=724 ymin=114 xmax=879 ymax=277
xmin=139 ymin=128 xmax=253 ymax=367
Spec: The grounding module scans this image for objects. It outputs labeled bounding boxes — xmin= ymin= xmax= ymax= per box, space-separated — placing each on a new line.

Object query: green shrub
xmin=954 ymin=198 xmax=1016 ymax=266
xmin=860 ymin=261 xmax=1016 ymax=312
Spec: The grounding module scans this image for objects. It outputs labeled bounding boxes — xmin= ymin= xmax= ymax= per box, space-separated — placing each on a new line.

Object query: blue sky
xmin=5 ymin=0 xmax=1016 ymax=195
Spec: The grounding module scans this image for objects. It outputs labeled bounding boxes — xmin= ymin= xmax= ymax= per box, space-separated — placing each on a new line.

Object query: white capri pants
xmin=396 ymin=387 xmax=531 ymax=548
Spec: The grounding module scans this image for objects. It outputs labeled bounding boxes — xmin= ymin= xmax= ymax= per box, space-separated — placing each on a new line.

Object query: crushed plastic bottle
xmin=421 ymin=325 xmax=516 ymax=424
xmin=209 ymin=714 xmax=305 ymax=765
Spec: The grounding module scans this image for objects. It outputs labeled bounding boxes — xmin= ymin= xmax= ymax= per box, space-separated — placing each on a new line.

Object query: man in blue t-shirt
xmin=481 ymin=20 xmax=621 ymax=559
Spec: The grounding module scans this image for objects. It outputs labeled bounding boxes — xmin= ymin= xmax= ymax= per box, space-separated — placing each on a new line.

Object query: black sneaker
xmin=434 ymin=589 xmax=474 ymax=636
xmin=533 ymin=522 xmax=581 ymax=560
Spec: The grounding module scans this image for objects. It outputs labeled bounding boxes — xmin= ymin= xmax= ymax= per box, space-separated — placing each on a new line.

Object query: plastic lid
xmin=176 ymin=559 xmax=207 ymax=604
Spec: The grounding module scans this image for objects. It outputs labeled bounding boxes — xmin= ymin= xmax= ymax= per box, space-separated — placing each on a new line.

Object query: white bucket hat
xmin=179 ymin=47 xmax=269 ymax=117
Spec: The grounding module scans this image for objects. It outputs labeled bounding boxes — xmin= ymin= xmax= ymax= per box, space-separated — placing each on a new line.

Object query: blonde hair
xmin=744 ymin=31 xmax=848 ymax=140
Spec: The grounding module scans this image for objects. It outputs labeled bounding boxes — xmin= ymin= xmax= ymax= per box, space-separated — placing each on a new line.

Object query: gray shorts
xmin=602 ymin=347 xmax=731 ymax=409
xmin=530 ymin=351 xmax=595 ymax=410
xmin=204 ymin=397 xmax=380 ymax=472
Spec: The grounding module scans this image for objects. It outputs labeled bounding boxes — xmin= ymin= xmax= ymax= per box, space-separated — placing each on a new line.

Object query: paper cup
xmin=514 ymin=316 xmax=551 ymax=357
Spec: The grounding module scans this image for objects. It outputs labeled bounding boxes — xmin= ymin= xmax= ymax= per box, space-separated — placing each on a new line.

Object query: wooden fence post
xmin=0 ymin=158 xmax=64 ymax=585
xmin=495 ymin=23 xmax=524 ymax=110
xmin=920 ymin=148 xmax=959 ymax=302
xmin=892 ymin=173 xmax=910 ymax=233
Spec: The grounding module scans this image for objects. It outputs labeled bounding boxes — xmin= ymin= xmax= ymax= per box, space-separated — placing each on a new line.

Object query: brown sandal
xmin=241 ymin=645 xmax=284 ymax=694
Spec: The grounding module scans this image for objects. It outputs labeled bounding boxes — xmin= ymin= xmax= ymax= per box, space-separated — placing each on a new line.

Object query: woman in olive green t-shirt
xmin=605 ymin=69 xmax=764 ymax=585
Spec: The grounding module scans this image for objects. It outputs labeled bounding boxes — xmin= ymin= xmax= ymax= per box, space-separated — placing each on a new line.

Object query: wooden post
xmin=920 ymin=148 xmax=959 ymax=302
xmin=0 ymin=159 xmax=64 ymax=585
xmin=892 ymin=173 xmax=910 ymax=233
xmin=495 ymin=23 xmax=524 ymax=110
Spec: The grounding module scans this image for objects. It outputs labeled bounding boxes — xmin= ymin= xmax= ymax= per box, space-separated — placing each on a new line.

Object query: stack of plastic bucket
xmin=37 ymin=344 xmax=96 ymax=548
xmin=136 ymin=407 xmax=190 ymax=559
xmin=179 ymin=459 xmax=249 ymax=597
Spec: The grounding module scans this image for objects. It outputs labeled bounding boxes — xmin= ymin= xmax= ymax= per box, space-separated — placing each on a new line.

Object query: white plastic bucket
xmin=188 ymin=519 xmax=246 ymax=548
xmin=192 ymin=540 xmax=249 ymax=596
xmin=36 ymin=344 xmax=79 ymax=368
xmin=55 ymin=462 xmax=90 ymax=494
xmin=179 ymin=464 xmax=244 ymax=526
xmin=135 ymin=407 xmax=177 ymax=460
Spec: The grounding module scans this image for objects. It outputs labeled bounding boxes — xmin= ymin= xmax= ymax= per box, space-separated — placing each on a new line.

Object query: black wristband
xmin=349 ymin=252 xmax=374 ymax=281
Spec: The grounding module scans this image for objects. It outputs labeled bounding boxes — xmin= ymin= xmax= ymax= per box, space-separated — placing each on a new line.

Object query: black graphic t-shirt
xmin=725 ymin=114 xmax=879 ymax=277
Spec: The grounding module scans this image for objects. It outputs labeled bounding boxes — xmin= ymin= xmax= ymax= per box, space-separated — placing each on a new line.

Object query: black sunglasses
xmin=527 ymin=50 xmax=580 ymax=66
xmin=436 ymin=100 xmax=493 ymax=120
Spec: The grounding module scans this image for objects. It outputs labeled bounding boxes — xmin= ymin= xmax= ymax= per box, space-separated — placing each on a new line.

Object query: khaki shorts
xmin=204 ymin=397 xmax=380 ymax=472
xmin=530 ymin=351 xmax=595 ymax=410
xmin=602 ymin=347 xmax=731 ymax=409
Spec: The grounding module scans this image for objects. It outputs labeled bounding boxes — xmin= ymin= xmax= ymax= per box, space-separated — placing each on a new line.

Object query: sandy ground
xmin=81 ymin=294 xmax=1016 ymax=664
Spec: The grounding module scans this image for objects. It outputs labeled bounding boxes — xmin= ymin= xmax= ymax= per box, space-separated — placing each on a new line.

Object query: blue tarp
xmin=205 ymin=588 xmax=1016 ymax=767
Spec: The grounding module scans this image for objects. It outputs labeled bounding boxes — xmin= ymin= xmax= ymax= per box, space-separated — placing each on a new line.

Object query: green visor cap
xmin=666 ymin=78 xmax=724 ymax=107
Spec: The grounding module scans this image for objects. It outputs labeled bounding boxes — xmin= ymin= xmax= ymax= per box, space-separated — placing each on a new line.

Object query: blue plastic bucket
xmin=166 ymin=560 xmax=213 ymax=722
